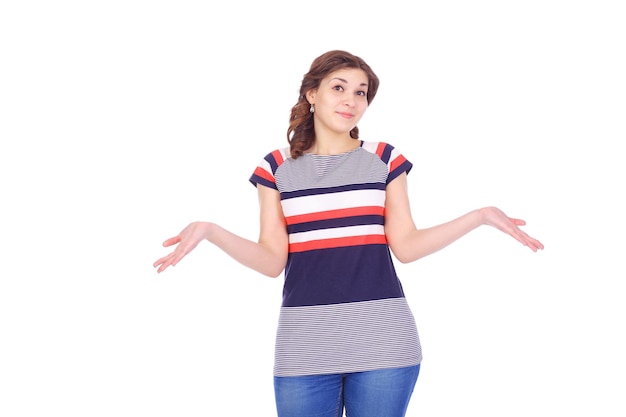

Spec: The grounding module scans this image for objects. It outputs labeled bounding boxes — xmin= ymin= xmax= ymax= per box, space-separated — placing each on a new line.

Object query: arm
xmin=384 ymin=172 xmax=544 ymax=264
xmin=153 ymin=185 xmax=288 ymax=277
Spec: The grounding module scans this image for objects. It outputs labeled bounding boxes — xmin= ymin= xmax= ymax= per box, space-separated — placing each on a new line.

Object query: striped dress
xmin=249 ymin=140 xmax=422 ymax=377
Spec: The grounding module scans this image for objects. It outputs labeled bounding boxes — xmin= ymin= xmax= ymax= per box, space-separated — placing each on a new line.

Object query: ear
xmin=305 ymin=89 xmax=316 ymax=105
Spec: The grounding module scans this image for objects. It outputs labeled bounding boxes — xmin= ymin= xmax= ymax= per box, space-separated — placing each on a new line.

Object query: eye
xmin=356 ymin=90 xmax=367 ymax=97
xmin=332 ymin=85 xmax=344 ymax=92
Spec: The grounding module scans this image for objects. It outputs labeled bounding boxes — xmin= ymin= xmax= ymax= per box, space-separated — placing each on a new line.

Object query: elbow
xmin=265 ymin=268 xmax=284 ymax=278
xmin=390 ymin=245 xmax=422 ymax=264
xmin=269 ymin=256 xmax=288 ymax=277
xmin=387 ymin=228 xmax=421 ymax=264
xmin=394 ymin=252 xmax=419 ymax=264
xmin=390 ymin=247 xmax=410 ymax=264
xmin=395 ymin=255 xmax=411 ymax=264
xmin=261 ymin=259 xmax=286 ymax=278
xmin=254 ymin=247 xmax=287 ymax=278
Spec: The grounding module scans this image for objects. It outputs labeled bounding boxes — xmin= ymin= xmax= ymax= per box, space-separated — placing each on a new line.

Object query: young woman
xmin=153 ymin=50 xmax=544 ymax=417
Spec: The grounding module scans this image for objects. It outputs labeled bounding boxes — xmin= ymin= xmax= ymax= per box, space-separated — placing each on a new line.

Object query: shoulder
xmin=261 ymin=147 xmax=291 ymax=168
xmin=360 ymin=141 xmax=413 ymax=180
xmin=360 ymin=141 xmax=406 ymax=161
xmin=249 ymin=147 xmax=291 ymax=189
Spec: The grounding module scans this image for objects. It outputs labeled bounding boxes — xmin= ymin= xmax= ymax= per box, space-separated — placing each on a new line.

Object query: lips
xmin=337 ymin=112 xmax=354 ymax=119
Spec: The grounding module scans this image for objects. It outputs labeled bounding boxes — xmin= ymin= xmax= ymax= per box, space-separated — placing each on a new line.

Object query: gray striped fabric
xmin=274 ymin=297 xmax=422 ymax=377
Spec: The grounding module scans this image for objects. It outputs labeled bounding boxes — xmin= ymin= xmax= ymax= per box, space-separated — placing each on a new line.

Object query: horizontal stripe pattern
xmin=281 ymin=188 xmax=385 ymax=217
xmin=274 ymin=145 xmax=388 ymax=193
xmin=287 ymin=214 xmax=384 ymax=234
xmin=274 ymin=298 xmax=422 ymax=377
xmin=289 ymin=224 xmax=386 ymax=253
xmin=277 ymin=156 xmax=389 ymax=252
xmin=285 ymin=206 xmax=385 ymax=225
xmin=363 ymin=140 xmax=413 ymax=183
xmin=248 ymin=141 xmax=421 ymax=376
xmin=289 ymin=224 xmax=384 ymax=243
xmin=248 ymin=147 xmax=287 ymax=189
xmin=289 ymin=233 xmax=387 ymax=253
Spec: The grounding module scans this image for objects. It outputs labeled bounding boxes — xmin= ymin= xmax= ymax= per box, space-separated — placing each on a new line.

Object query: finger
xmin=527 ymin=237 xmax=544 ymax=251
xmin=170 ymin=250 xmax=189 ymax=267
xmin=156 ymin=258 xmax=174 ymax=273
xmin=509 ymin=218 xmax=527 ymax=227
xmin=514 ymin=227 xmax=544 ymax=251
xmin=153 ymin=255 xmax=169 ymax=268
xmin=508 ymin=227 xmax=534 ymax=248
xmin=154 ymin=255 xmax=171 ymax=271
xmin=162 ymin=236 xmax=181 ymax=247
xmin=510 ymin=233 xmax=529 ymax=248
xmin=170 ymin=240 xmax=201 ymax=266
xmin=520 ymin=234 xmax=544 ymax=252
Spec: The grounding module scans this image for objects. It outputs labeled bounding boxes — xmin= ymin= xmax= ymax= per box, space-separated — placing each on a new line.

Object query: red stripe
xmin=375 ymin=142 xmax=387 ymax=158
xmin=253 ymin=167 xmax=275 ymax=184
xmin=286 ymin=206 xmax=384 ymax=225
xmin=289 ymin=234 xmax=387 ymax=253
xmin=390 ymin=154 xmax=407 ymax=173
xmin=271 ymin=149 xmax=284 ymax=165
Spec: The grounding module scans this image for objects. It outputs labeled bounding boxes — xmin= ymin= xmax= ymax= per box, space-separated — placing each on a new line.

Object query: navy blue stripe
xmin=387 ymin=160 xmax=413 ymax=184
xmin=281 ymin=182 xmax=385 ymax=200
xmin=282 ymin=245 xmax=405 ymax=307
xmin=249 ymin=174 xmax=277 ymax=190
xmin=264 ymin=152 xmax=280 ymax=173
xmin=288 ymin=214 xmax=384 ymax=233
xmin=380 ymin=143 xmax=394 ymax=164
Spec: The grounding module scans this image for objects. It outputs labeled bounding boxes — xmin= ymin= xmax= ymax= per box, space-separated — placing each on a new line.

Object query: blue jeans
xmin=274 ymin=364 xmax=420 ymax=417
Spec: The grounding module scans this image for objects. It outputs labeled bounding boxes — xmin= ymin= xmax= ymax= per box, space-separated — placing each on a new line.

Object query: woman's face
xmin=307 ymin=68 xmax=369 ymax=136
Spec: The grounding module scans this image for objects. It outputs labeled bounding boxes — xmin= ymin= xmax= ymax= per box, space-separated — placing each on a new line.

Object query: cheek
xmin=352 ymin=112 xmax=365 ymax=127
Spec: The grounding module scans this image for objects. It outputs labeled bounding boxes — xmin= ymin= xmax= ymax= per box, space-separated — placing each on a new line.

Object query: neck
xmin=309 ymin=134 xmax=359 ymax=155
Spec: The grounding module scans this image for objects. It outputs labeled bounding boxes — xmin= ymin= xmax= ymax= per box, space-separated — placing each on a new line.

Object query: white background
xmin=1 ymin=1 xmax=624 ymax=416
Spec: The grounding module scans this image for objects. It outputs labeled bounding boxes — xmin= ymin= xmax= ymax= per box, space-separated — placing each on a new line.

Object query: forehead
xmin=323 ymin=68 xmax=369 ymax=86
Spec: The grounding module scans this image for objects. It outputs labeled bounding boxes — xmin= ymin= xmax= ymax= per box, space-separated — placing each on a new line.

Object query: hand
xmin=153 ymin=221 xmax=213 ymax=273
xmin=479 ymin=207 xmax=544 ymax=252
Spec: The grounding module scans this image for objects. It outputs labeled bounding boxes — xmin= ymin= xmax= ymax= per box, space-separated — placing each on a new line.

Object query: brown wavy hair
xmin=287 ymin=50 xmax=380 ymax=159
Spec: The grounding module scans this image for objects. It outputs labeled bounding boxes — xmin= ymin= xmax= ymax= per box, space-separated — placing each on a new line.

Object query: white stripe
xmin=389 ymin=147 xmax=403 ymax=165
xmin=289 ymin=224 xmax=384 ymax=244
xmin=278 ymin=147 xmax=289 ymax=161
xmin=258 ymin=158 xmax=273 ymax=175
xmin=360 ymin=140 xmax=379 ymax=153
xmin=282 ymin=189 xmax=384 ymax=216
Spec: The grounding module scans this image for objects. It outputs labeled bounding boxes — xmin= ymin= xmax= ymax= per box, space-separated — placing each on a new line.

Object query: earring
xmin=309 ymin=104 xmax=315 ymax=113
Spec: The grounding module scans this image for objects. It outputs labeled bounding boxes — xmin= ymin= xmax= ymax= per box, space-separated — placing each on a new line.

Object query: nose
xmin=343 ymin=94 xmax=356 ymax=107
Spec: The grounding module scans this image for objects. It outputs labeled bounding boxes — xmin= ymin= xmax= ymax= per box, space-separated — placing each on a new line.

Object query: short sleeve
xmin=368 ymin=142 xmax=412 ymax=184
xmin=387 ymin=147 xmax=412 ymax=184
xmin=248 ymin=148 xmax=287 ymax=190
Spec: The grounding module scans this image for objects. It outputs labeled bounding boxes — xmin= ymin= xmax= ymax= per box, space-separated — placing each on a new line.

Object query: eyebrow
xmin=329 ymin=77 xmax=368 ymax=87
